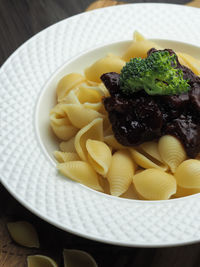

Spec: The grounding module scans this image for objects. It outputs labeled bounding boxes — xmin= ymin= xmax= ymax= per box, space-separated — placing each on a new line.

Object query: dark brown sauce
xmin=101 ymin=49 xmax=200 ymax=158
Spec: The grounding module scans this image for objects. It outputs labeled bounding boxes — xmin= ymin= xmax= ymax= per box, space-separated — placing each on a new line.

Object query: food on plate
xmin=107 ymin=150 xmax=135 ymax=196
xmin=129 ymin=144 xmax=168 ymax=171
xmin=175 ymin=159 xmax=200 ymax=188
xmin=120 ymin=49 xmax=190 ymax=96
xmin=50 ymin=31 xmax=200 ymax=200
xmin=86 ymin=139 xmax=112 ymax=176
xmin=133 ymin=168 xmax=177 ymax=200
xmin=102 ymin=49 xmax=200 ymax=157
xmin=158 ymin=135 xmax=187 ymax=173
xmin=85 ymin=54 xmax=126 ymax=83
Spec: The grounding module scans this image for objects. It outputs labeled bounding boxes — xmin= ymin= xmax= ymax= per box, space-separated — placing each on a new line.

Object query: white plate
xmin=1 ymin=3 xmax=200 ymax=247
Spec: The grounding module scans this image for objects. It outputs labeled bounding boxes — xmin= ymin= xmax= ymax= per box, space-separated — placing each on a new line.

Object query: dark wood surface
xmin=1 ymin=1 xmax=200 ymax=266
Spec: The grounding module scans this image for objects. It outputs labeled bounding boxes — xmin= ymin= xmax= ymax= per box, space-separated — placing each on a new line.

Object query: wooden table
xmin=1 ymin=1 xmax=200 ymax=266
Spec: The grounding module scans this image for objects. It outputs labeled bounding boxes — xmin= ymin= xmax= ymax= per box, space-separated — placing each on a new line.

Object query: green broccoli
xmin=119 ymin=50 xmax=190 ymax=95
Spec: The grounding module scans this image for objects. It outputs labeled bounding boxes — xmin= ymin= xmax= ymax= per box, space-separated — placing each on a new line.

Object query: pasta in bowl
xmin=38 ymin=32 xmax=200 ymax=201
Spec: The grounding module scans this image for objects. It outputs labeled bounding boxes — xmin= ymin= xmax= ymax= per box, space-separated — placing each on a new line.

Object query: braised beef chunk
xmin=101 ymin=72 xmax=120 ymax=96
xmin=101 ymin=49 xmax=200 ymax=158
xmin=104 ymin=94 xmax=163 ymax=145
xmin=189 ymin=85 xmax=200 ymax=113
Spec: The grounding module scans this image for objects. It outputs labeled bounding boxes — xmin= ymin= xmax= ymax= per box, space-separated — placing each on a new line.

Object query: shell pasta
xmin=50 ymin=31 xmax=200 ymax=200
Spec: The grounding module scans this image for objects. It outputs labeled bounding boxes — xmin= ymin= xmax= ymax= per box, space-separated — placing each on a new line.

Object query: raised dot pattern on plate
xmin=1 ymin=4 xmax=200 ymax=247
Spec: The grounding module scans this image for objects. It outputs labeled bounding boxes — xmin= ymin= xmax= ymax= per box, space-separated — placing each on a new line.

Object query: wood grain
xmin=186 ymin=0 xmax=200 ymax=7
xmin=1 ymin=0 xmax=200 ymax=266
xmin=86 ymin=0 xmax=200 ymax=10
xmin=86 ymin=0 xmax=125 ymax=10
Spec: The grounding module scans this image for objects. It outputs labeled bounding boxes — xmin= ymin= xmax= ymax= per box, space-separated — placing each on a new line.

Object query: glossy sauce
xmin=101 ymin=50 xmax=200 ymax=158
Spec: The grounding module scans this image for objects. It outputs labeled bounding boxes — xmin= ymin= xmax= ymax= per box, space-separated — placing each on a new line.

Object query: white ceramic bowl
xmin=1 ymin=4 xmax=200 ymax=247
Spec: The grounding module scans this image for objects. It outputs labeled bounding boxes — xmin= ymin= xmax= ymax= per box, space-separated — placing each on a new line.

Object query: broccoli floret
xmin=120 ymin=50 xmax=190 ymax=95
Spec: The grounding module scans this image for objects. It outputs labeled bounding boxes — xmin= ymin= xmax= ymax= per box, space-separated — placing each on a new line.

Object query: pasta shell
xmin=85 ymin=54 xmax=125 ymax=83
xmin=83 ymin=102 xmax=103 ymax=111
xmin=158 ymin=135 xmax=187 ymax=173
xmin=133 ymin=31 xmax=146 ymax=42
xmin=59 ymin=137 xmax=76 ymax=152
xmin=133 ymin=169 xmax=177 ymax=200
xmin=98 ymin=83 xmax=110 ymax=97
xmin=27 ymin=255 xmax=57 ymax=267
xmin=50 ymin=103 xmax=67 ymax=117
xmin=50 ymin=120 xmax=78 ymax=141
xmin=58 ymin=161 xmax=103 ymax=192
xmin=54 ymin=151 xmax=80 ymax=163
xmin=122 ymin=40 xmax=161 ymax=61
xmin=129 ymin=148 xmax=168 ymax=171
xmin=104 ymin=135 xmax=126 ymax=150
xmin=61 ymin=88 xmax=80 ymax=104
xmin=63 ymin=249 xmax=97 ymax=267
xmin=98 ymin=102 xmax=107 ymax=115
xmin=177 ymin=52 xmax=200 ymax=76
xmin=86 ymin=80 xmax=100 ymax=87
xmin=86 ymin=139 xmax=112 ymax=176
xmin=76 ymin=84 xmax=103 ymax=104
xmin=174 ymin=159 xmax=200 ymax=189
xmin=56 ymin=73 xmax=85 ymax=102
xmin=7 ymin=221 xmax=39 ymax=248
xmin=140 ymin=141 xmax=164 ymax=163
xmin=63 ymin=104 xmax=104 ymax=129
xmin=75 ymin=118 xmax=103 ymax=161
xmin=50 ymin=104 xmax=78 ymax=141
xmin=174 ymin=186 xmax=200 ymax=198
xmin=107 ymin=150 xmax=135 ymax=196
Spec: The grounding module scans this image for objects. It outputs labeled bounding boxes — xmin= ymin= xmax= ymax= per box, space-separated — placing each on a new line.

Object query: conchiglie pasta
xmin=98 ymin=83 xmax=110 ymax=97
xmin=50 ymin=123 xmax=77 ymax=141
xmin=104 ymin=135 xmax=126 ymax=150
xmin=107 ymin=150 xmax=135 ymax=196
xmin=86 ymin=139 xmax=112 ymax=176
xmin=54 ymin=151 xmax=80 ymax=163
xmin=63 ymin=104 xmax=104 ymax=129
xmin=174 ymin=159 xmax=200 ymax=189
xmin=85 ymin=54 xmax=125 ymax=83
xmin=50 ymin=103 xmax=78 ymax=140
xmin=58 ymin=161 xmax=103 ymax=192
xmin=75 ymin=118 xmax=103 ymax=161
xmin=122 ymin=40 xmax=161 ymax=61
xmin=133 ymin=169 xmax=177 ymax=200
xmin=140 ymin=141 xmax=164 ymax=163
xmin=59 ymin=137 xmax=76 ymax=152
xmin=76 ymin=84 xmax=103 ymax=104
xmin=133 ymin=31 xmax=146 ymax=42
xmin=129 ymin=148 xmax=168 ymax=171
xmin=174 ymin=186 xmax=200 ymax=198
xmin=62 ymin=88 xmax=80 ymax=104
xmin=158 ymin=135 xmax=187 ymax=173
xmin=177 ymin=52 xmax=200 ymax=76
xmin=56 ymin=73 xmax=85 ymax=102
xmin=83 ymin=102 xmax=103 ymax=112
